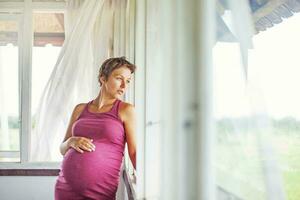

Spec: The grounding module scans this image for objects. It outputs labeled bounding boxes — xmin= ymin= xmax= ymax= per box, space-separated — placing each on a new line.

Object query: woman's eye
xmin=127 ymin=80 xmax=130 ymax=84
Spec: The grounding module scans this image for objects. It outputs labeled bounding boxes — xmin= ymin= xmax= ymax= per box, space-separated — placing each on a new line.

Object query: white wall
xmin=0 ymin=175 xmax=126 ymax=200
xmin=0 ymin=176 xmax=57 ymax=200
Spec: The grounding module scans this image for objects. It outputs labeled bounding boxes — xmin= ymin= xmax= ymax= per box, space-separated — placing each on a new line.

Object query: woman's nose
xmin=120 ymin=81 xmax=126 ymax=88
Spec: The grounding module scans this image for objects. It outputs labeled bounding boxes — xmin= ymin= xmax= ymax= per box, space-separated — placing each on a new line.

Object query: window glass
xmin=0 ymin=16 xmax=20 ymax=162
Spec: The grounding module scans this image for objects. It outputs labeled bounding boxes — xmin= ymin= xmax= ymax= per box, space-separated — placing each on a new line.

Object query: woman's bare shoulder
xmin=119 ymin=101 xmax=135 ymax=111
xmin=74 ymin=103 xmax=87 ymax=111
xmin=119 ymin=101 xmax=135 ymax=121
xmin=72 ymin=103 xmax=87 ymax=118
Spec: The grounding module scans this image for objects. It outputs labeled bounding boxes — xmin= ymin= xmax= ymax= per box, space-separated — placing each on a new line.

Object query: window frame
xmin=122 ymin=0 xmax=138 ymax=195
xmin=0 ymin=12 xmax=22 ymax=163
xmin=0 ymin=1 xmax=65 ymax=171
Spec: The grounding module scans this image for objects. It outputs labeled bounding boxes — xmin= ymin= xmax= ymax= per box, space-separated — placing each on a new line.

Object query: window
xmin=0 ymin=2 xmax=65 ymax=166
xmin=0 ymin=14 xmax=20 ymax=162
xmin=214 ymin=12 xmax=300 ymax=200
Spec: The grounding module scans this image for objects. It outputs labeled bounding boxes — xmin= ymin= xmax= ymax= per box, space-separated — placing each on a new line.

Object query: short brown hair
xmin=98 ymin=56 xmax=136 ymax=86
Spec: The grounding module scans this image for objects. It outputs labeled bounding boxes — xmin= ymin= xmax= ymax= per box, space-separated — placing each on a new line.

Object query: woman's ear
xmin=99 ymin=76 xmax=106 ymax=85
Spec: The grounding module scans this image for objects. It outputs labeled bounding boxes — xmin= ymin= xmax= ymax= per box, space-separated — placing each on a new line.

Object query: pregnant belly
xmin=61 ymin=144 xmax=123 ymax=192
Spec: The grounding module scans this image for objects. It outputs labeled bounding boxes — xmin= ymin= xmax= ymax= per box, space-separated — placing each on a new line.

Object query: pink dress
xmin=55 ymin=99 xmax=125 ymax=200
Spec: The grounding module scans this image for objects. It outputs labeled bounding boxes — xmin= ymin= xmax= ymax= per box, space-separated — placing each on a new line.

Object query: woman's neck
xmin=93 ymin=90 xmax=116 ymax=109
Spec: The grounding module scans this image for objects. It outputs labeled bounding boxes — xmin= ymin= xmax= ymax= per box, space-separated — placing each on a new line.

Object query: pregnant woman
xmin=55 ymin=57 xmax=136 ymax=200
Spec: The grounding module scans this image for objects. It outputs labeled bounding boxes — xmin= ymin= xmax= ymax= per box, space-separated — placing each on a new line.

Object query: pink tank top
xmin=56 ymin=99 xmax=125 ymax=199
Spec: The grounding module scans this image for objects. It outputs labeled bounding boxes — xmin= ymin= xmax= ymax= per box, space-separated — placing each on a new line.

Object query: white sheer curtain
xmin=30 ymin=0 xmax=120 ymax=162
xmin=215 ymin=0 xmax=286 ymax=199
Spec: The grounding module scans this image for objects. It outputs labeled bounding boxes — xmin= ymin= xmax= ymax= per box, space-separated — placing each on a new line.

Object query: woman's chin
xmin=116 ymin=92 xmax=124 ymax=97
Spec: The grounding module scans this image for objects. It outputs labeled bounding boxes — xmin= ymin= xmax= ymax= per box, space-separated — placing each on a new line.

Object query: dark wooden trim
xmin=0 ymin=169 xmax=60 ymax=176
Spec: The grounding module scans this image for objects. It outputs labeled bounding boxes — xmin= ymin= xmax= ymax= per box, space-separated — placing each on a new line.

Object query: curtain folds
xmin=30 ymin=0 xmax=122 ymax=162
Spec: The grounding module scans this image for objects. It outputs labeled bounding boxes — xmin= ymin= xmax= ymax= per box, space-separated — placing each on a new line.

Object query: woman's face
xmin=101 ymin=66 xmax=132 ymax=98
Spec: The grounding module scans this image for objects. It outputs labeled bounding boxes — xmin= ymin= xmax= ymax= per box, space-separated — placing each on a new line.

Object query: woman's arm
xmin=60 ymin=104 xmax=95 ymax=155
xmin=121 ymin=103 xmax=136 ymax=170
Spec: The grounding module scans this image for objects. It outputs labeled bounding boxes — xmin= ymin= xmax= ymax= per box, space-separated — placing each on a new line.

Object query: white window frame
xmin=122 ymin=0 xmax=139 ymax=198
xmin=0 ymin=0 xmax=65 ymax=169
xmin=132 ymin=0 xmax=146 ymax=198
xmin=0 ymin=13 xmax=22 ymax=164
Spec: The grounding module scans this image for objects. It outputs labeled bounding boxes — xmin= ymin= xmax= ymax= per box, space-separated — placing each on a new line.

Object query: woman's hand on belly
xmin=68 ymin=136 xmax=96 ymax=153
